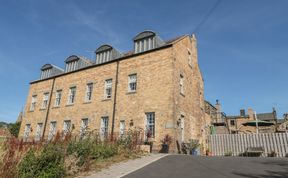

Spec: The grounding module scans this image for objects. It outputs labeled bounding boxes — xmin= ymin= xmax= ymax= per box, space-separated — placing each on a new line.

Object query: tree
xmin=8 ymin=121 xmax=21 ymax=137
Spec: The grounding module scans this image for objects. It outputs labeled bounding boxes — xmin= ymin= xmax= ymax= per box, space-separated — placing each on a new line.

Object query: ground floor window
xmin=35 ymin=123 xmax=43 ymax=141
xmin=101 ymin=116 xmax=109 ymax=140
xmin=80 ymin=118 xmax=89 ymax=139
xmin=120 ymin=120 xmax=125 ymax=136
xmin=63 ymin=120 xmax=71 ymax=137
xmin=145 ymin=112 xmax=155 ymax=139
xmin=48 ymin=121 xmax=57 ymax=141
xmin=24 ymin=124 xmax=31 ymax=140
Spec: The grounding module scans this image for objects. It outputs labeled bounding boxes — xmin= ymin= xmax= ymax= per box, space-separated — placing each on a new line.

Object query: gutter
xmin=41 ymin=78 xmax=56 ymax=140
xmin=111 ymin=61 xmax=120 ymax=139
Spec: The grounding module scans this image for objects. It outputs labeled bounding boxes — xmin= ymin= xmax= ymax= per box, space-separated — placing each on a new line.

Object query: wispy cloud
xmin=66 ymin=3 xmax=122 ymax=45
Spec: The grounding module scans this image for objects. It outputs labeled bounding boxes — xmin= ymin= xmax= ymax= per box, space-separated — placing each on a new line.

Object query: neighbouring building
xmin=276 ymin=113 xmax=288 ymax=133
xmin=226 ymin=108 xmax=277 ymax=134
xmin=204 ymin=100 xmax=228 ymax=134
xmin=19 ymin=31 xmax=206 ymax=152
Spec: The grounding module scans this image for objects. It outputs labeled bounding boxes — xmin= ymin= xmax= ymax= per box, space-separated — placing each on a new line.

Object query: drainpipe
xmin=111 ymin=61 xmax=119 ymax=139
xmin=42 ymin=78 xmax=56 ymax=140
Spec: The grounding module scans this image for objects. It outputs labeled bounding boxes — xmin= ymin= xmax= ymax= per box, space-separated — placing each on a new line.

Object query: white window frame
xmin=104 ymin=79 xmax=112 ymax=99
xmin=24 ymin=124 xmax=31 ymax=140
xmin=85 ymin=83 xmax=93 ymax=102
xmin=35 ymin=123 xmax=43 ymax=141
xmin=41 ymin=92 xmax=49 ymax=109
xmin=68 ymin=87 xmax=76 ymax=104
xmin=128 ymin=74 xmax=137 ymax=92
xmin=100 ymin=116 xmax=109 ymax=140
xmin=30 ymin=95 xmax=37 ymax=111
xmin=48 ymin=121 xmax=57 ymax=141
xmin=119 ymin=120 xmax=125 ymax=136
xmin=180 ymin=74 xmax=184 ymax=95
xmin=80 ymin=118 xmax=89 ymax=139
xmin=54 ymin=90 xmax=62 ymax=107
xmin=145 ymin=112 xmax=155 ymax=139
xmin=63 ymin=120 xmax=71 ymax=137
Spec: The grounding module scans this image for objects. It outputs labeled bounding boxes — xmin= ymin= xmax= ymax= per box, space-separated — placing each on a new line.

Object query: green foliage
xmin=67 ymin=139 xmax=118 ymax=166
xmin=18 ymin=144 xmax=66 ymax=178
xmin=8 ymin=121 xmax=21 ymax=137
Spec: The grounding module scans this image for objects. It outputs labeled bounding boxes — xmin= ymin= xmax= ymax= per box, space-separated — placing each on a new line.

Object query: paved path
xmin=123 ymin=155 xmax=288 ymax=178
xmin=83 ymin=154 xmax=167 ymax=178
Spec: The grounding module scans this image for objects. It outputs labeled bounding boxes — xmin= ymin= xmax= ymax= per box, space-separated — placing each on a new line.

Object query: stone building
xmin=227 ymin=108 xmax=276 ymax=134
xmin=19 ymin=31 xmax=206 ymax=152
xmin=204 ymin=100 xmax=228 ymax=134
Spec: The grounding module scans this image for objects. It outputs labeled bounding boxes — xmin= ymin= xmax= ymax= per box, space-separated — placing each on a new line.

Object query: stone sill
xmin=126 ymin=91 xmax=137 ymax=95
xmin=65 ymin=104 xmax=74 ymax=107
xmin=102 ymin=98 xmax=112 ymax=102
xmin=83 ymin=101 xmax=92 ymax=104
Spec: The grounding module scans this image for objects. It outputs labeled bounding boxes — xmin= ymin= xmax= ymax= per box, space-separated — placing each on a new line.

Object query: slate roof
xmin=31 ymin=34 xmax=188 ymax=84
xmin=257 ymin=113 xmax=276 ymax=121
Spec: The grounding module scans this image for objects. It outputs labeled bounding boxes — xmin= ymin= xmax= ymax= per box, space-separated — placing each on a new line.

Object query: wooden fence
xmin=208 ymin=133 xmax=288 ymax=157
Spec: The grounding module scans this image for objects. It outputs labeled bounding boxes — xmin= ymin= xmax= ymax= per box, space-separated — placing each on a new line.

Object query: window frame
xmin=30 ymin=95 xmax=37 ymax=111
xmin=128 ymin=74 xmax=137 ymax=92
xmin=85 ymin=83 xmax=93 ymax=102
xmin=41 ymin=92 xmax=49 ymax=109
xmin=145 ymin=112 xmax=155 ymax=139
xmin=54 ymin=90 xmax=62 ymax=107
xmin=48 ymin=121 xmax=57 ymax=141
xmin=104 ymin=79 xmax=112 ymax=99
xmin=180 ymin=74 xmax=184 ymax=95
xmin=67 ymin=86 xmax=76 ymax=105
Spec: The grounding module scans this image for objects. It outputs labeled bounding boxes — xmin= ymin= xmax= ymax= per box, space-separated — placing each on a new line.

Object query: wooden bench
xmin=245 ymin=147 xmax=264 ymax=157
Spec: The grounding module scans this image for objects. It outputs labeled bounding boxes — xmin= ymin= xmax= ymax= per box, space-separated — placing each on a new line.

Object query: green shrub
xmin=18 ymin=144 xmax=66 ymax=178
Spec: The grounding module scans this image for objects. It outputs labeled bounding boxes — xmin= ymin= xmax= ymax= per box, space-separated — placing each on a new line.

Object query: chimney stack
xmin=240 ymin=109 xmax=245 ymax=116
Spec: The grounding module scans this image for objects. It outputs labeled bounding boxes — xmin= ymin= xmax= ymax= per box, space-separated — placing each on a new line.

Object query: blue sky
xmin=0 ymin=0 xmax=287 ymax=123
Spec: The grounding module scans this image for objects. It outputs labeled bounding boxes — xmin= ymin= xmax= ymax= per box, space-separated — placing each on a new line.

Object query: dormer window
xmin=65 ymin=55 xmax=92 ymax=73
xmin=133 ymin=30 xmax=165 ymax=54
xmin=40 ymin=64 xmax=63 ymax=80
xmin=95 ymin=45 xmax=121 ymax=65
xmin=65 ymin=60 xmax=78 ymax=72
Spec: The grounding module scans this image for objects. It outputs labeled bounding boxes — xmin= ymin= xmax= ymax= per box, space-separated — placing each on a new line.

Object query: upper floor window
xmin=68 ymin=87 xmax=76 ymax=104
xmin=65 ymin=61 xmax=78 ymax=72
xmin=30 ymin=95 xmax=37 ymax=111
xmin=180 ymin=74 xmax=184 ymax=95
xmin=188 ymin=49 xmax=193 ymax=67
xmin=85 ymin=83 xmax=93 ymax=102
xmin=54 ymin=90 xmax=62 ymax=107
xmin=104 ymin=79 xmax=112 ymax=99
xmin=41 ymin=92 xmax=49 ymax=109
xmin=128 ymin=74 xmax=137 ymax=92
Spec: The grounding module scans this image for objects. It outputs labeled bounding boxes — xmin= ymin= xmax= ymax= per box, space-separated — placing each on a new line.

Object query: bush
xmin=8 ymin=121 xmax=21 ymax=137
xmin=18 ymin=144 xmax=66 ymax=178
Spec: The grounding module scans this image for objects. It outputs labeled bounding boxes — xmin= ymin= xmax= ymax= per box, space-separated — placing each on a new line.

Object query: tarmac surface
xmin=123 ymin=155 xmax=288 ymax=178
